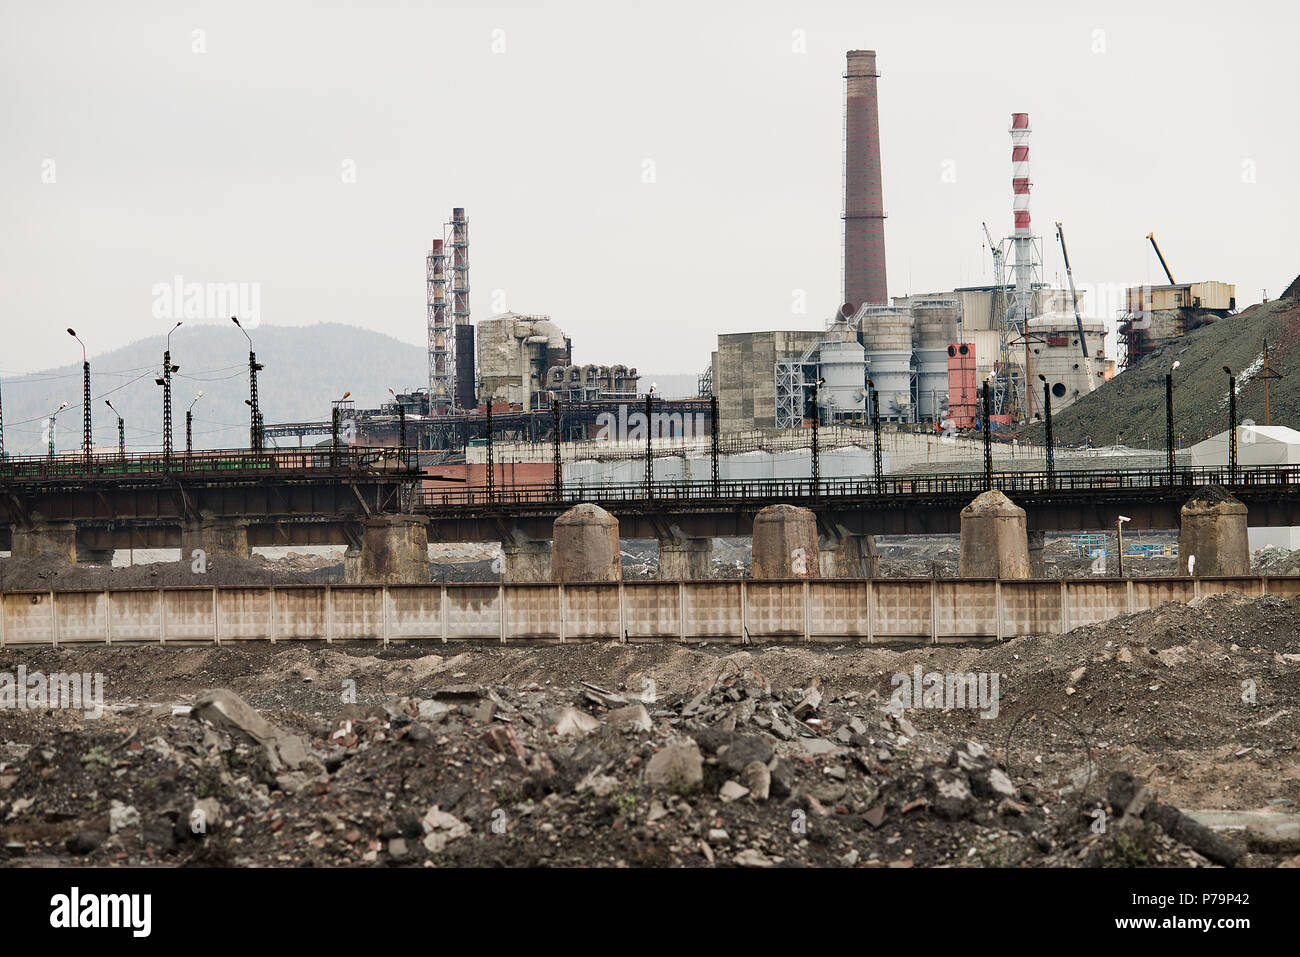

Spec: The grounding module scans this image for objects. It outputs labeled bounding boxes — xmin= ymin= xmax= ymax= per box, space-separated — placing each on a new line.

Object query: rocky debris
xmin=1245 ymin=820 xmax=1300 ymax=854
xmin=645 ymin=741 xmax=704 ymax=793
xmin=1099 ymin=772 xmax=1246 ymax=868
xmin=191 ymin=688 xmax=325 ymax=793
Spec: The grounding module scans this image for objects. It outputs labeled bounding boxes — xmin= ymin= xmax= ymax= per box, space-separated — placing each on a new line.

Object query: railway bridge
xmin=1 ymin=450 xmax=1291 ymax=582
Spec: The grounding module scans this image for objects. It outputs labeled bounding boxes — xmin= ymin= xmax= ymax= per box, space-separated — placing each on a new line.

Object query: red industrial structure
xmin=946 ymin=343 xmax=977 ymax=428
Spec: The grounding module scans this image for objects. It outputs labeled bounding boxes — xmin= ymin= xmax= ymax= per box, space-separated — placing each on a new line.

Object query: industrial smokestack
xmin=1009 ymin=113 xmax=1034 ymax=327
xmin=843 ymin=50 xmax=888 ymax=312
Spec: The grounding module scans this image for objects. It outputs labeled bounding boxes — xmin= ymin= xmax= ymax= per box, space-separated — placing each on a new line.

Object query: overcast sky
xmin=2 ymin=0 xmax=1296 ymax=380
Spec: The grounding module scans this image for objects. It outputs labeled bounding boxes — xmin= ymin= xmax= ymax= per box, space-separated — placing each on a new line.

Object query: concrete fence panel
xmin=50 ymin=591 xmax=107 ymax=645
xmin=1262 ymin=577 xmax=1300 ymax=599
xmin=217 ymin=588 xmax=273 ymax=642
xmin=682 ymin=582 xmax=743 ymax=639
xmin=504 ymin=584 xmax=562 ymax=640
xmin=110 ymin=589 xmax=164 ymax=643
xmin=745 ymin=582 xmax=804 ymax=640
xmin=330 ymin=587 xmax=382 ymax=642
xmin=1 ymin=592 xmax=55 ymax=646
xmin=999 ymin=581 xmax=1063 ymax=636
xmin=444 ymin=585 xmax=502 ymax=640
xmin=274 ymin=587 xmax=329 ymax=641
xmin=562 ymin=584 xmax=621 ymax=640
xmin=1131 ymin=579 xmax=1196 ymax=611
xmin=389 ymin=586 xmax=442 ymax=642
xmin=164 ymin=588 xmax=217 ymax=644
xmin=623 ymin=583 xmax=680 ymax=641
xmin=807 ymin=581 xmax=871 ymax=640
xmin=935 ymin=581 xmax=999 ymax=644
xmin=873 ymin=581 xmax=932 ymax=645
xmin=1064 ymin=581 xmax=1129 ymax=630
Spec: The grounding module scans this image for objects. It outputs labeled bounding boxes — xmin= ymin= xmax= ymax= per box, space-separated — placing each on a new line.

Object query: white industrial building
xmin=1188 ymin=425 xmax=1300 ymax=549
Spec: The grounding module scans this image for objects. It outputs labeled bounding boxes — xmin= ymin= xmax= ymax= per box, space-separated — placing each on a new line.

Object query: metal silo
xmin=911 ymin=297 xmax=961 ymax=422
xmin=860 ymin=305 xmax=913 ymax=421
xmin=818 ymin=338 xmax=866 ymax=419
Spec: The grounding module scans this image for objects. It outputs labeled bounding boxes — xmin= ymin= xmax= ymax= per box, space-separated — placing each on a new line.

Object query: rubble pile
xmin=0 ymin=630 xmax=1292 ymax=868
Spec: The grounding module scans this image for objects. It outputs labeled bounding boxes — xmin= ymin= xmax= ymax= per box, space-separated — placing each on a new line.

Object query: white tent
xmin=1188 ymin=425 xmax=1300 ymax=467
xmin=1188 ymin=425 xmax=1300 ymax=548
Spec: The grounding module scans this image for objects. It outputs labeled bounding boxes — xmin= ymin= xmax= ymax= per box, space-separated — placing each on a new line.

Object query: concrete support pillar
xmin=180 ymin=518 xmax=251 ymax=561
xmin=751 ymin=504 xmax=820 ymax=579
xmin=345 ymin=515 xmax=430 ymax=584
xmin=552 ymin=504 xmax=621 ymax=582
xmin=343 ymin=545 xmax=361 ymax=582
xmin=502 ymin=540 xmax=552 ymax=582
xmin=658 ymin=536 xmax=713 ymax=580
xmin=1027 ymin=530 xmax=1045 ymax=578
xmin=1179 ymin=489 xmax=1249 ymax=577
xmin=10 ymin=523 xmax=77 ymax=563
xmin=819 ymin=532 xmax=879 ymax=578
xmin=958 ymin=490 xmax=1031 ymax=579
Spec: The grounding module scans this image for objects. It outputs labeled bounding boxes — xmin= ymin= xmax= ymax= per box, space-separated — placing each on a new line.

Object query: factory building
xmin=1025 ymin=310 xmax=1111 ymax=411
xmin=712 ymin=330 xmax=830 ymax=432
xmin=477 ymin=312 xmax=639 ymax=411
xmin=1118 ymin=281 xmax=1237 ymax=367
xmin=545 ymin=364 xmax=640 ymax=403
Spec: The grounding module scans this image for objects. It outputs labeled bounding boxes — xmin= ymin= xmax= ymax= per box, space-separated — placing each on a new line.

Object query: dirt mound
xmin=0 ymin=554 xmax=320 ymax=591
xmin=1019 ymin=297 xmax=1300 ymax=448
xmin=2 ymin=591 xmax=1297 ymax=868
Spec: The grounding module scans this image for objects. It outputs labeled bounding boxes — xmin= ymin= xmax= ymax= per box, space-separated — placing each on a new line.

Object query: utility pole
xmin=68 ymin=329 xmax=91 ymax=462
xmin=868 ymin=380 xmax=882 ymax=490
xmin=982 ymin=381 xmax=993 ymax=491
xmin=1260 ymin=339 xmax=1285 ymax=427
xmin=485 ymin=401 xmax=495 ymax=502
xmin=233 ymin=317 xmax=263 ymax=452
xmin=552 ymin=399 xmax=562 ymax=499
xmin=810 ymin=378 xmax=822 ymax=495
xmin=1225 ymin=366 xmax=1237 ymax=482
xmin=710 ymin=394 xmax=720 ymax=496
xmin=644 ymin=390 xmax=655 ymax=497
xmin=156 ymin=322 xmax=181 ymax=465
xmin=186 ymin=392 xmax=203 ymax=461
xmin=1039 ymin=374 xmax=1054 ymax=487
xmin=1166 ymin=361 xmax=1179 ymax=483
xmin=106 ymin=400 xmax=125 ymax=460
xmin=1 ymin=374 xmax=7 ymax=459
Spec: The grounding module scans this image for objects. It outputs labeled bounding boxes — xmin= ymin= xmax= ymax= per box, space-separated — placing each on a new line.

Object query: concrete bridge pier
xmin=751 ymin=504 xmax=820 ymax=579
xmin=819 ymin=526 xmax=878 ymax=578
xmin=1028 ymin=529 xmax=1045 ymax=578
xmin=502 ymin=538 xmax=552 ymax=582
xmin=958 ymin=490 xmax=1031 ymax=579
xmin=1179 ymin=489 xmax=1250 ymax=576
xmin=552 ymin=503 xmax=622 ymax=582
xmin=10 ymin=523 xmax=77 ymax=562
xmin=657 ymin=529 xmax=712 ymax=580
xmin=180 ymin=517 xmax=251 ymax=561
xmin=344 ymin=515 xmax=430 ymax=584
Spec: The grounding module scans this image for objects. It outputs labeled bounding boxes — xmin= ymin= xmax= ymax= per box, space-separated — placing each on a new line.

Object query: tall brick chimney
xmin=843 ymin=50 xmax=888 ymax=311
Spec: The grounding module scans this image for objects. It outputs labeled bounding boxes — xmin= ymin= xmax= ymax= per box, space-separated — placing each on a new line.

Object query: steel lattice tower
xmin=427 ymin=237 xmax=453 ymax=412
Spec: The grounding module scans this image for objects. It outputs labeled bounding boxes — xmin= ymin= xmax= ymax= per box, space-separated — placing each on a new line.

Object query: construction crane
xmin=1146 ymin=232 xmax=1176 ymax=285
xmin=981 ymin=222 xmax=1004 ymax=284
xmin=1054 ymin=221 xmax=1096 ymax=393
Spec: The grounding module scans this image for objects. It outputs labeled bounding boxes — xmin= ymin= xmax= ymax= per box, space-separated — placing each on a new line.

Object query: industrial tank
xmin=911 ymin=297 xmax=961 ymax=422
xmin=860 ymin=305 xmax=913 ymax=421
xmin=817 ymin=339 xmax=866 ymax=419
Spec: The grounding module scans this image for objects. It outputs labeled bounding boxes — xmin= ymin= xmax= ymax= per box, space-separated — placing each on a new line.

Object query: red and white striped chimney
xmin=1010 ymin=112 xmax=1031 ymax=236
